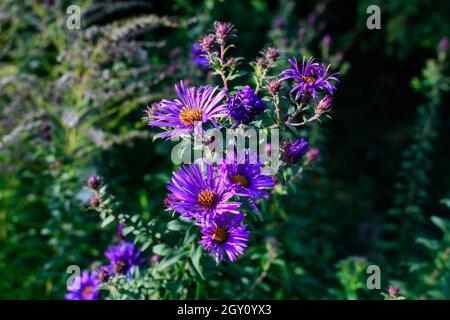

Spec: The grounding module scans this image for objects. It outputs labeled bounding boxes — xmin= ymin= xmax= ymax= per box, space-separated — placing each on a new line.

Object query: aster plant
xmin=145 ymin=20 xmax=339 ymax=266
xmin=77 ymin=18 xmax=341 ymax=299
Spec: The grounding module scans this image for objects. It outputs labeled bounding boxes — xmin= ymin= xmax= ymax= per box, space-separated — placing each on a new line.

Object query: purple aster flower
xmin=105 ymin=241 xmax=143 ymax=276
xmin=92 ymin=265 xmax=113 ymax=283
xmin=280 ymin=57 xmax=338 ymax=100
xmin=199 ymin=212 xmax=250 ymax=264
xmin=65 ymin=270 xmax=100 ymax=300
xmin=281 ymin=137 xmax=310 ymax=164
xmin=228 ymin=86 xmax=266 ymax=125
xmin=191 ymin=44 xmax=209 ymax=70
xmin=148 ymin=81 xmax=227 ymax=139
xmin=166 ymin=163 xmax=240 ymax=222
xmin=219 ymin=150 xmax=274 ymax=200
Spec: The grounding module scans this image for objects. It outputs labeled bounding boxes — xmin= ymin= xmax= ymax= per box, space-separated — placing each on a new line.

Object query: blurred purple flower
xmin=281 ymin=137 xmax=310 ymax=164
xmin=439 ymin=36 xmax=448 ymax=51
xmin=105 ymin=241 xmax=143 ymax=276
xmin=65 ymin=270 xmax=100 ymax=300
xmin=92 ymin=265 xmax=113 ymax=283
xmin=191 ymin=44 xmax=209 ymax=70
xmin=274 ymin=17 xmax=285 ymax=29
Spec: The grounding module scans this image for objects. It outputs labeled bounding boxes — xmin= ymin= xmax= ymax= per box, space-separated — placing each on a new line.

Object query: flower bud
xmin=306 ymin=147 xmax=320 ymax=162
xmin=267 ymin=79 xmax=282 ymax=95
xmin=439 ymin=36 xmax=448 ymax=52
xmin=89 ymin=195 xmax=101 ymax=208
xmin=281 ymin=138 xmax=310 ymax=164
xmin=274 ymin=18 xmax=284 ymax=29
xmin=388 ymin=285 xmax=401 ymax=299
xmin=315 ymin=95 xmax=333 ymax=116
xmin=200 ymin=34 xmax=216 ymax=52
xmin=322 ymin=34 xmax=331 ymax=47
xmin=265 ymin=47 xmax=279 ymax=62
xmin=87 ymin=175 xmax=102 ymax=190
xmin=214 ymin=21 xmax=234 ymax=43
xmin=256 ymin=57 xmax=269 ymax=69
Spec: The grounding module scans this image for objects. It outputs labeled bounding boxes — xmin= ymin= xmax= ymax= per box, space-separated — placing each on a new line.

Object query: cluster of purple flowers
xmin=227 ymin=86 xmax=266 ymax=125
xmin=165 ymin=154 xmax=273 ymax=264
xmin=147 ymin=80 xmax=269 ymax=138
xmin=65 ymin=241 xmax=142 ymax=300
xmin=147 ymin=48 xmax=338 ymax=263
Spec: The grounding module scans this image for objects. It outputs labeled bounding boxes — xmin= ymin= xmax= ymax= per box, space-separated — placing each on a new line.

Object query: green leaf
xmin=101 ymin=215 xmax=115 ymax=228
xmin=153 ymin=243 xmax=171 ymax=256
xmin=430 ymin=216 xmax=448 ymax=233
xmin=122 ymin=226 xmax=135 ymax=236
xmin=167 ymin=220 xmax=185 ymax=232
xmin=190 ymin=246 xmax=205 ymax=280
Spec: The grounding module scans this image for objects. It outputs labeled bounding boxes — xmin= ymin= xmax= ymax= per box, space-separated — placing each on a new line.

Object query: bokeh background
xmin=1 ymin=0 xmax=449 ymax=299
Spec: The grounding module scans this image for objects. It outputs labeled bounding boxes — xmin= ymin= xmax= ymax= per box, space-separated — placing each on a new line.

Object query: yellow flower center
xmin=197 ymin=190 xmax=218 ymax=209
xmin=230 ymin=174 xmax=249 ymax=188
xmin=302 ymin=75 xmax=316 ymax=83
xmin=212 ymin=227 xmax=228 ymax=244
xmin=179 ymin=106 xmax=202 ymax=126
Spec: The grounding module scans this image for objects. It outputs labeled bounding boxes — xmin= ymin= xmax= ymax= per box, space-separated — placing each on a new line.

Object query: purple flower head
xmin=65 ymin=270 xmax=100 ymax=300
xmin=214 ymin=21 xmax=235 ymax=43
xmin=280 ymin=57 xmax=339 ymax=100
xmin=199 ymin=212 xmax=250 ymax=264
xmin=87 ymin=175 xmax=102 ymax=190
xmin=148 ymin=81 xmax=227 ymax=139
xmin=192 ymin=44 xmax=209 ymax=70
xmin=264 ymin=47 xmax=279 ymax=62
xmin=281 ymin=137 xmax=310 ymax=164
xmin=105 ymin=241 xmax=143 ymax=276
xmin=228 ymin=86 xmax=266 ymax=125
xmin=219 ymin=150 xmax=274 ymax=200
xmin=200 ymin=34 xmax=216 ymax=52
xmin=166 ymin=163 xmax=240 ymax=222
xmin=92 ymin=265 xmax=113 ymax=283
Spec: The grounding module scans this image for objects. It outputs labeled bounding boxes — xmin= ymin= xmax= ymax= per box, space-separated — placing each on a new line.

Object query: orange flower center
xmin=230 ymin=174 xmax=249 ymax=188
xmin=212 ymin=227 xmax=228 ymax=244
xmin=197 ymin=190 xmax=218 ymax=209
xmin=302 ymin=75 xmax=316 ymax=83
xmin=82 ymin=286 xmax=93 ymax=298
xmin=179 ymin=106 xmax=202 ymax=126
